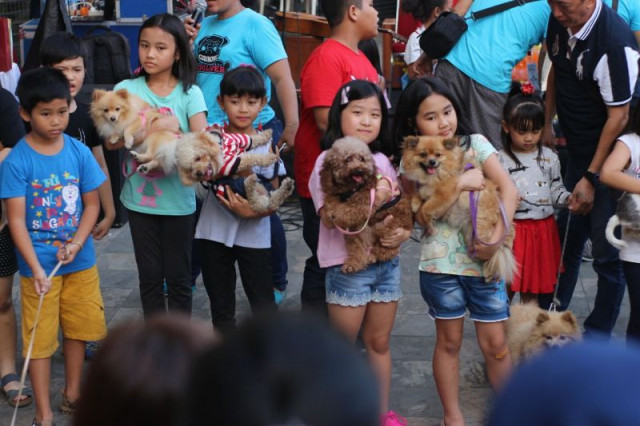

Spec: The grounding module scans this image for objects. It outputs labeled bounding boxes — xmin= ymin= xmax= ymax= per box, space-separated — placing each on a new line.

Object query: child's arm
xmin=58 ymin=189 xmax=100 ymax=265
xmin=266 ymin=60 xmax=299 ymax=151
xmin=6 ymin=197 xmax=49 ymax=294
xmin=189 ymin=112 xmax=208 ymax=133
xmin=549 ymin=152 xmax=571 ymax=207
xmin=473 ymin=153 xmax=519 ymax=260
xmin=91 ymin=146 xmax=116 ymax=240
xmin=601 ymin=141 xmax=640 ymax=193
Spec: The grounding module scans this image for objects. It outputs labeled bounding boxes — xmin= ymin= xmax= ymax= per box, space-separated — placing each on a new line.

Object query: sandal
xmin=1 ymin=373 xmax=33 ymax=408
xmin=60 ymin=391 xmax=77 ymax=415
xmin=32 ymin=418 xmax=56 ymax=426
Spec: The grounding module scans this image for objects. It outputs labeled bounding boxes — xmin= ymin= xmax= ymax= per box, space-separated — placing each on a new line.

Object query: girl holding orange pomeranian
xmin=109 ymin=13 xmax=208 ymax=318
xmin=394 ymin=76 xmax=518 ymax=426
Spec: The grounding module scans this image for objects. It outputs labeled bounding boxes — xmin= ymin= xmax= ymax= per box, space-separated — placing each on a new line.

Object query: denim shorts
xmin=419 ymin=271 xmax=509 ymax=322
xmin=326 ymin=257 xmax=402 ymax=307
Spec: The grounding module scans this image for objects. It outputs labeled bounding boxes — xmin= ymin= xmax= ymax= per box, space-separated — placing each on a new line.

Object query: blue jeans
xmin=300 ymin=196 xmax=328 ymax=315
xmin=539 ymin=160 xmax=626 ymax=337
xmin=420 ymin=272 xmax=509 ymax=322
xmin=325 ymin=257 xmax=402 ymax=306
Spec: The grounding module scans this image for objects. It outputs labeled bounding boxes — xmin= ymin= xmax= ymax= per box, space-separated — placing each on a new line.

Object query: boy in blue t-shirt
xmin=0 ymin=67 xmax=106 ymax=425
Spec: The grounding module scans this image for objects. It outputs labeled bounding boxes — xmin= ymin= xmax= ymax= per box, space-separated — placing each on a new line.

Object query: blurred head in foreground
xmin=185 ymin=313 xmax=380 ymax=426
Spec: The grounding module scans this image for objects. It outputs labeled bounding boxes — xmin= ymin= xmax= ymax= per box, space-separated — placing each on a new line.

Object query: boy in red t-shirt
xmin=294 ymin=0 xmax=382 ymax=314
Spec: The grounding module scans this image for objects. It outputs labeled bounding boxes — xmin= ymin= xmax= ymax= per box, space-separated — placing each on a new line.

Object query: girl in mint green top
xmin=394 ymin=77 xmax=518 ymax=426
xmin=110 ymin=14 xmax=208 ymax=318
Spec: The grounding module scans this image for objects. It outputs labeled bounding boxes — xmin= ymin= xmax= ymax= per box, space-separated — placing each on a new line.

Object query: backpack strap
xmin=612 ymin=0 xmax=619 ymax=12
xmin=468 ymin=0 xmax=542 ymax=21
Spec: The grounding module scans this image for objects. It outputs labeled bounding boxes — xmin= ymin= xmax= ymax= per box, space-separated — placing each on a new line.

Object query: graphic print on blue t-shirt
xmin=196 ymin=35 xmax=231 ymax=74
xmin=30 ymin=171 xmax=82 ymax=243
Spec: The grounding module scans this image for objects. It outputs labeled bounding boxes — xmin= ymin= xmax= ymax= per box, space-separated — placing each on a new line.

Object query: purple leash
xmin=464 ymin=163 xmax=510 ymax=257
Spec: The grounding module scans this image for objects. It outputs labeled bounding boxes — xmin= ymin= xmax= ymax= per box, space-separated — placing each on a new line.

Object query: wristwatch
xmin=583 ymin=170 xmax=600 ymax=186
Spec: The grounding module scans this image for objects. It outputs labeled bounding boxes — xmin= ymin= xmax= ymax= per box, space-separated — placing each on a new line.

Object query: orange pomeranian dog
xmin=401 ymin=135 xmax=517 ymax=283
xmin=90 ymin=88 xmax=166 ymax=149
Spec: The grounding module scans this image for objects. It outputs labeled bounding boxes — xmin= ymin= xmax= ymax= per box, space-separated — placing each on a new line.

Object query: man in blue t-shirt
xmin=431 ymin=0 xmax=550 ymax=148
xmin=540 ymin=0 xmax=639 ymax=337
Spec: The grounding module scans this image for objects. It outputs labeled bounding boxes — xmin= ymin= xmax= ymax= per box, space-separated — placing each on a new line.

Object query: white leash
xmin=10 ymin=261 xmax=63 ymax=426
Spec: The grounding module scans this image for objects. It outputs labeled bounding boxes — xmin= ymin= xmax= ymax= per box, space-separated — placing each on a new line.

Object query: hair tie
xmin=340 ymin=86 xmax=351 ymax=105
xmin=521 ymin=81 xmax=535 ymax=95
xmin=237 ymin=63 xmax=257 ymax=69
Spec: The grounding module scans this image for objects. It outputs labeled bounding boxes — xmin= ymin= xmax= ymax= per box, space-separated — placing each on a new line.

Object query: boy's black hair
xmin=501 ymin=82 xmax=545 ymax=168
xmin=219 ymin=66 xmax=267 ymax=99
xmin=401 ymin=0 xmax=449 ymax=23
xmin=40 ymin=31 xmax=86 ymax=67
xmin=138 ymin=13 xmax=196 ymax=92
xmin=16 ymin=67 xmax=71 ymax=113
xmin=320 ymin=0 xmax=364 ymax=28
xmin=321 ymin=80 xmax=393 ymax=161
xmin=392 ymin=76 xmax=470 ymax=159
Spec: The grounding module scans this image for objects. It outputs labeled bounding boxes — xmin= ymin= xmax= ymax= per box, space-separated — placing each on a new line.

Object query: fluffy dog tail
xmin=484 ymin=246 xmax=518 ymax=284
xmin=605 ymin=214 xmax=626 ymax=249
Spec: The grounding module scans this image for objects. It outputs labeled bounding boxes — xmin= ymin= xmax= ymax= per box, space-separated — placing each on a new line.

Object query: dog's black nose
xmin=428 ymin=159 xmax=437 ymax=166
xmin=110 ymin=116 xmax=116 ymax=121
xmin=195 ymin=171 xmax=203 ymax=177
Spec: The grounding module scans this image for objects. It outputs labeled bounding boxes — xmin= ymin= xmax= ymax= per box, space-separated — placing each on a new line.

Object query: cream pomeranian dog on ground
xmin=506 ymin=302 xmax=581 ymax=364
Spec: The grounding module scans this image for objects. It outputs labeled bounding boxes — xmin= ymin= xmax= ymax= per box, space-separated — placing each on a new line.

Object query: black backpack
xmin=82 ymin=26 xmax=132 ymax=85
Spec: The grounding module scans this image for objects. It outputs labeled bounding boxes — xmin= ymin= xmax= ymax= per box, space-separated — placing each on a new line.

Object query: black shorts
xmin=0 ymin=226 xmax=18 ymax=277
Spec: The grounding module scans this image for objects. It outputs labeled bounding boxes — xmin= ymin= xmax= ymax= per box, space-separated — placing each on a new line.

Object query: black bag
xmin=419 ymin=0 xmax=542 ymax=60
xmin=419 ymin=12 xmax=468 ymax=60
xmin=82 ymin=25 xmax=132 ymax=85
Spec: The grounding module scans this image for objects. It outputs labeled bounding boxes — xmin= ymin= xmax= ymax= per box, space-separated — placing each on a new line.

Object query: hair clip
xmin=340 ymin=86 xmax=351 ymax=105
xmin=521 ymin=81 xmax=535 ymax=95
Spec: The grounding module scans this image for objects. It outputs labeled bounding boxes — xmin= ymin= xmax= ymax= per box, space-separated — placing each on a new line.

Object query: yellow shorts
xmin=21 ymin=265 xmax=107 ymax=359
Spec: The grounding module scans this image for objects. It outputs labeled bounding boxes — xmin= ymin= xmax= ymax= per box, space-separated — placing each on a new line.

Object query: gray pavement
xmin=2 ymin=199 xmax=630 ymax=426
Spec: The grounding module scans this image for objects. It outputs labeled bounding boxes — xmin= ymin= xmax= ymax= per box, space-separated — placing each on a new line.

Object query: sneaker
xmin=582 ymin=239 xmax=593 ymax=262
xmin=274 ymin=288 xmax=287 ymax=305
xmin=381 ymin=411 xmax=407 ymax=426
xmin=85 ymin=341 xmax=100 ymax=359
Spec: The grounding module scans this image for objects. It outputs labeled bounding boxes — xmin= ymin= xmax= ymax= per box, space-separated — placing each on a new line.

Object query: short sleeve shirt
xmin=0 ymin=135 xmax=105 ymax=276
xmin=445 ymin=0 xmax=550 ymax=93
xmin=0 ymin=88 xmax=25 ymax=149
xmin=547 ymin=0 xmax=640 ymax=163
xmin=193 ymin=8 xmax=287 ymax=126
xmin=294 ymin=40 xmax=379 ymax=198
xmin=418 ymin=134 xmax=497 ymax=276
xmin=616 ymin=133 xmax=640 ymax=263
xmin=114 ymin=77 xmax=207 ymax=215
xmin=67 ymin=101 xmax=101 ymax=148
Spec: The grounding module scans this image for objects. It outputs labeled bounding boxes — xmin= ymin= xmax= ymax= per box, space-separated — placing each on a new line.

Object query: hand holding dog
xmin=568 ymin=178 xmax=594 ymax=215
xmin=457 ymin=168 xmax=486 ymax=192
xmin=217 ymin=186 xmax=275 ymax=218
xmin=379 ymin=216 xmax=411 ymax=248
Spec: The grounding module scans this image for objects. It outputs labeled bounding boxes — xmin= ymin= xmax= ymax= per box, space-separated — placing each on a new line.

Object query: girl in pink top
xmin=308 ymin=80 xmax=411 ymax=426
